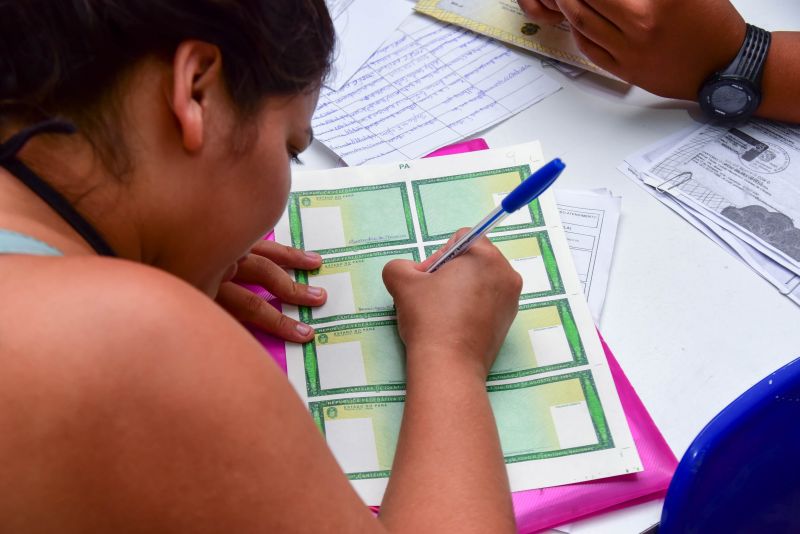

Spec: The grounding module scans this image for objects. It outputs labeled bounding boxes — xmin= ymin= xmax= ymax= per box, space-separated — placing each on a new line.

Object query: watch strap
xmin=721 ymin=24 xmax=771 ymax=84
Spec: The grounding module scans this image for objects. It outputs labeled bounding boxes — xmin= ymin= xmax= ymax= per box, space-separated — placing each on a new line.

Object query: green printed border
xmin=302 ymin=298 xmax=586 ymax=396
xmin=288 ymin=182 xmax=416 ymax=255
xmin=411 ymin=166 xmax=546 ymax=241
xmin=310 ymin=394 xmax=404 ymax=480
xmin=309 ymin=371 xmax=613 ymax=480
xmin=424 ymin=231 xmax=565 ymax=299
xmin=488 ymin=371 xmax=613 ymax=463
xmin=302 ymin=319 xmax=404 ymax=397
xmin=487 ymin=298 xmax=587 ymax=382
xmin=295 ymin=247 xmax=419 ymax=325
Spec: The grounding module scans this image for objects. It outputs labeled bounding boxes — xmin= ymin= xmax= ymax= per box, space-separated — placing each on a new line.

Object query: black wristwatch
xmin=698 ymin=24 xmax=771 ymax=123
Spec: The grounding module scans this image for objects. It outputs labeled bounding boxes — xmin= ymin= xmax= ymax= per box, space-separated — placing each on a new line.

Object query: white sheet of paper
xmin=554 ymin=189 xmax=622 ymax=322
xmin=326 ymin=0 xmax=412 ymax=89
xmin=275 ymin=142 xmax=642 ymax=505
xmin=313 ymin=14 xmax=561 ymax=166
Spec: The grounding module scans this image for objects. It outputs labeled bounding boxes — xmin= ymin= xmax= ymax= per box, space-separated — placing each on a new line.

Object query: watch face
xmin=711 ymin=84 xmax=750 ymax=114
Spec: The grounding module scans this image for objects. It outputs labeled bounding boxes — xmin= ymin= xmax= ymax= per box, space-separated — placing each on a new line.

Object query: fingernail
xmin=307 ymin=286 xmax=324 ymax=297
xmin=304 ymin=251 xmax=321 ymax=261
xmin=295 ymin=323 xmax=312 ymax=336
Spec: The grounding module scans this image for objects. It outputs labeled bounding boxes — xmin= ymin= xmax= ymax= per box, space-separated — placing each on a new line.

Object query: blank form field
xmin=550 ymin=401 xmax=599 ymax=450
xmin=325 ymin=418 xmax=381 ymax=473
xmin=513 ymin=256 xmax=551 ymax=294
xmin=301 ymin=206 xmax=347 ymax=251
xmin=309 ymin=272 xmax=357 ymax=318
xmin=528 ymin=325 xmax=573 ymax=366
xmin=317 ymin=341 xmax=368 ymax=390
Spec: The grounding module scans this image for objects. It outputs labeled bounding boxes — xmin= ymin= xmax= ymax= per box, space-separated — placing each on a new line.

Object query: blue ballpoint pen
xmin=426 ymin=158 xmax=566 ymax=273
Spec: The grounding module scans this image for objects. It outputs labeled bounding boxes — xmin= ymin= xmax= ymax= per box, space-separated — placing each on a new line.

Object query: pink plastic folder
xmin=250 ymin=139 xmax=676 ymax=532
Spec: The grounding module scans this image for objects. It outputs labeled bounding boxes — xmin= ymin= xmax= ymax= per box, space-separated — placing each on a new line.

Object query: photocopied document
xmin=556 ymin=189 xmax=621 ymax=322
xmin=313 ymin=15 xmax=562 ymax=166
xmin=274 ymin=143 xmax=642 ymax=505
xmin=414 ymin=0 xmax=609 ymax=78
xmin=325 ymin=0 xmax=412 ymax=89
xmin=643 ymin=120 xmax=800 ymax=272
xmin=620 ymin=121 xmax=800 ymax=307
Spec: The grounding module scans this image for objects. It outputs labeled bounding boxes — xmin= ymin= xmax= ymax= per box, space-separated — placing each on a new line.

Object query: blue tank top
xmin=0 ymin=229 xmax=62 ymax=256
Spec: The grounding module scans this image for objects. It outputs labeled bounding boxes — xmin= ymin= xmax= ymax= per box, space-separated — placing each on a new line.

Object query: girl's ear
xmin=169 ymin=41 xmax=224 ymax=153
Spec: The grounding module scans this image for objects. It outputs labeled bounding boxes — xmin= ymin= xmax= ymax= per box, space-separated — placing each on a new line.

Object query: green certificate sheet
xmin=274 ymin=142 xmax=642 ymax=505
xmin=415 ymin=0 xmax=612 ymax=78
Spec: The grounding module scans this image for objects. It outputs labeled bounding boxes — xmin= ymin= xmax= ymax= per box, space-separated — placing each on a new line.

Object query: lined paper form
xmin=326 ymin=0 xmax=412 ymax=89
xmin=313 ymin=15 xmax=561 ymax=166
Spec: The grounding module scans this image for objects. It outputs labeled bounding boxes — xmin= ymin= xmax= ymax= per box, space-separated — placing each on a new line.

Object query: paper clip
xmin=655 ymin=171 xmax=692 ymax=193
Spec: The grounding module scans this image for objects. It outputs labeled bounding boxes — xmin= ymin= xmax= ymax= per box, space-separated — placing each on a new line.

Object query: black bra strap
xmin=0 ymin=119 xmax=117 ymax=257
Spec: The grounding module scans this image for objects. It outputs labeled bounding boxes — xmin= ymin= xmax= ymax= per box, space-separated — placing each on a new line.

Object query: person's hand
xmin=216 ymin=240 xmax=327 ymax=343
xmin=382 ymin=230 xmax=522 ymax=378
xmin=517 ymin=0 xmax=565 ymax=25
xmin=518 ymin=0 xmax=747 ymax=101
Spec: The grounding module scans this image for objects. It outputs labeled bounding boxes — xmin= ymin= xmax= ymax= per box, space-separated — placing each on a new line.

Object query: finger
xmin=555 ymin=0 xmax=624 ymax=51
xmin=235 ymin=253 xmax=327 ymax=307
xmin=419 ymin=227 xmax=472 ymax=271
xmin=540 ymin=0 xmax=558 ymax=12
xmin=579 ymin=0 xmax=640 ymax=32
xmin=570 ymin=28 xmax=618 ymax=73
xmin=518 ymin=0 xmax=565 ymax=25
xmin=216 ymin=283 xmax=315 ymax=343
xmin=250 ymin=240 xmax=322 ymax=270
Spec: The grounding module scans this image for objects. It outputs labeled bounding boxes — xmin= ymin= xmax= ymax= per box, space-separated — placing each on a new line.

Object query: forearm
xmin=756 ymin=32 xmax=800 ymax=123
xmin=379 ymin=348 xmax=515 ymax=533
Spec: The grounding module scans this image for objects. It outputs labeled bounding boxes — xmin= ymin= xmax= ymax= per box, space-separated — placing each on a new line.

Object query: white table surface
xmin=297 ymin=69 xmax=800 ymax=532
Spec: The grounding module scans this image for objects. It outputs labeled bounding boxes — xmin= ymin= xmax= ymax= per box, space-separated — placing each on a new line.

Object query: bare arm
xmin=518 ymin=0 xmax=800 ymax=123
xmin=378 ymin=234 xmax=520 ymax=532
xmin=0 ymin=236 xmax=520 ymax=533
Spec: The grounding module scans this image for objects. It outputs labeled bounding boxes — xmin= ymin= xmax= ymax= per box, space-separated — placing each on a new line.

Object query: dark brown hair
xmin=0 ymin=0 xmax=334 ymax=165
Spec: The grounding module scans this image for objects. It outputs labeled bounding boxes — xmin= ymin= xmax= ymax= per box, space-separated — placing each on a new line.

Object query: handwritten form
xmin=313 ymin=15 xmax=562 ymax=166
xmin=325 ymin=0 xmax=413 ymax=89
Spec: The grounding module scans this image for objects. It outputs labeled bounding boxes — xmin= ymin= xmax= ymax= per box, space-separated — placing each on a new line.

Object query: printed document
xmin=312 ymin=15 xmax=561 ymax=166
xmin=556 ymin=189 xmax=621 ymax=322
xmin=643 ymin=121 xmax=800 ymax=273
xmin=274 ymin=143 xmax=642 ymax=505
xmin=414 ymin=0 xmax=609 ymax=78
xmin=621 ymin=122 xmax=800 ymax=307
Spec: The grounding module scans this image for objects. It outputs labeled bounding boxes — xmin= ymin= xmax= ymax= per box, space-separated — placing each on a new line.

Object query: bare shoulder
xmin=0 ymin=255 xmax=238 ymax=351
xmin=0 ymin=256 xmax=375 ymax=532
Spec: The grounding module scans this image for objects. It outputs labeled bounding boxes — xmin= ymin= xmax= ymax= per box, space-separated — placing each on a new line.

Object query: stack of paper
xmin=313 ymin=15 xmax=561 ymax=166
xmin=620 ymin=120 xmax=800 ymax=306
xmin=275 ymin=143 xmax=641 ymax=505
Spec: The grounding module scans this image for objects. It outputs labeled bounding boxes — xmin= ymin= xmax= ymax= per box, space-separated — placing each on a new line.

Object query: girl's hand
xmin=215 ymin=241 xmax=327 ymax=343
xmin=382 ymin=230 xmax=522 ymax=378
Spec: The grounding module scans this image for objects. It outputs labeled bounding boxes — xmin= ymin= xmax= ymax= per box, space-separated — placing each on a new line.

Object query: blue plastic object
xmin=500 ymin=158 xmax=565 ymax=213
xmin=660 ymin=356 xmax=800 ymax=533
